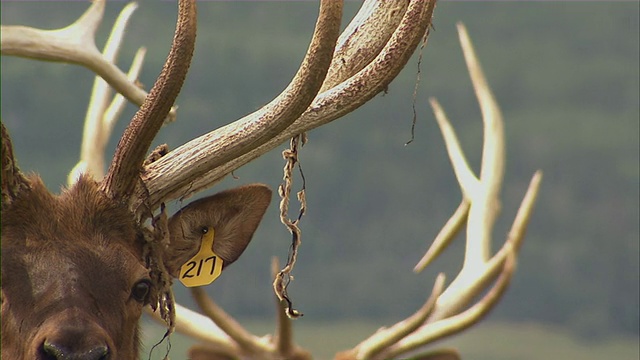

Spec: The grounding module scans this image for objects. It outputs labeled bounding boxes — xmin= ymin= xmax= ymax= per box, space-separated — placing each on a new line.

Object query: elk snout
xmin=34 ymin=315 xmax=112 ymax=360
xmin=40 ymin=339 xmax=109 ymax=360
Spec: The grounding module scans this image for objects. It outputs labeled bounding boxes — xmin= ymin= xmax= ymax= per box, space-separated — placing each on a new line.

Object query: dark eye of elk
xmin=131 ymin=279 xmax=152 ymax=303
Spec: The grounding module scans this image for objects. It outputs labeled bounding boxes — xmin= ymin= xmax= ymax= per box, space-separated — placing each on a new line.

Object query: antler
xmin=1 ymin=1 xmax=144 ymax=205
xmin=1 ymin=0 xmax=435 ymax=219
xmin=334 ymin=23 xmax=542 ymax=360
xmin=69 ymin=3 xmax=147 ymax=184
xmin=130 ymin=0 xmax=342 ymax=204
xmin=99 ymin=0 xmax=198 ymax=202
xmin=0 ymin=0 xmax=174 ymax=121
xmin=2 ymin=0 xmax=158 ymax=200
xmin=130 ymin=0 xmax=437 ymax=218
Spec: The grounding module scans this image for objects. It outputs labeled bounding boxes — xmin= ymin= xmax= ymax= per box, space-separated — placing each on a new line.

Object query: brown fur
xmin=1 ymin=176 xmax=146 ymax=359
xmin=1 ymin=176 xmax=271 ymax=359
xmin=166 ymin=184 xmax=272 ymax=276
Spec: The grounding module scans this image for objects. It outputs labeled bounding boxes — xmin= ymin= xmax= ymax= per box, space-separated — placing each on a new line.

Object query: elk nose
xmin=41 ymin=339 xmax=109 ymax=360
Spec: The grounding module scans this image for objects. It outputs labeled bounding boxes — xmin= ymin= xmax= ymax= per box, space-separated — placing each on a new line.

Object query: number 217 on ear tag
xmin=179 ymin=228 xmax=224 ymax=287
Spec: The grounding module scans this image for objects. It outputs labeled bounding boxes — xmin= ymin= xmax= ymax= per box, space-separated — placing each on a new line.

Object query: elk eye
xmin=131 ymin=279 xmax=152 ymax=303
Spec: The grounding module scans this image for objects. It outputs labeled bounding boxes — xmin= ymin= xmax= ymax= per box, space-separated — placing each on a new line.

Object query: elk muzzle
xmin=32 ymin=309 xmax=113 ymax=360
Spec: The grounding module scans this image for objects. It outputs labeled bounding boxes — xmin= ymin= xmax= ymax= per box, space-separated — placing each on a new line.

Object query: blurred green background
xmin=1 ymin=1 xmax=638 ymax=359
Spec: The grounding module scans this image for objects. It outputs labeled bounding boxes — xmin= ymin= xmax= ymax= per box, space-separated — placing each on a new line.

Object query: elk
xmin=1 ymin=0 xmax=541 ymax=359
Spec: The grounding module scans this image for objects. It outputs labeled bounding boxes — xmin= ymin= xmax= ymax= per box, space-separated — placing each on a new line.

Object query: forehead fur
xmin=1 ymin=176 xmax=147 ymax=359
xmin=1 ymin=175 xmax=139 ymax=250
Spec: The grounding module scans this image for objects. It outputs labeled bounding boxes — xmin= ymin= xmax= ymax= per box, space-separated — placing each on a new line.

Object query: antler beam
xmin=131 ymin=0 xmax=437 ymax=217
xmin=128 ymin=0 xmax=343 ymax=215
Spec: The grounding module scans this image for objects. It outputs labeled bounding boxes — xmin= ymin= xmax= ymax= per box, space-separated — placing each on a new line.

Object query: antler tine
xmin=338 ymin=273 xmax=446 ymax=360
xmin=413 ymin=90 xmax=478 ymax=273
xmin=345 ymin=183 xmax=538 ymax=360
xmin=133 ymin=0 xmax=437 ymax=215
xmin=68 ymin=3 xmax=147 ymax=185
xmin=414 ymin=199 xmax=470 ymax=273
xmin=382 ymin=172 xmax=542 ymax=358
xmin=0 ymin=0 xmax=175 ymax=121
xmin=100 ymin=0 xmax=197 ymax=202
xmin=272 ymin=256 xmax=293 ymax=355
xmin=383 ymin=251 xmax=518 ymax=359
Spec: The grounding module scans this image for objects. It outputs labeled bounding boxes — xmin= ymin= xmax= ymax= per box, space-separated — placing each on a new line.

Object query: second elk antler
xmin=334 ymin=23 xmax=543 ymax=360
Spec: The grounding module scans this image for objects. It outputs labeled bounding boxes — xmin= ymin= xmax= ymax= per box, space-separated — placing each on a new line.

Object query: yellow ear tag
xmin=179 ymin=228 xmax=224 ymax=287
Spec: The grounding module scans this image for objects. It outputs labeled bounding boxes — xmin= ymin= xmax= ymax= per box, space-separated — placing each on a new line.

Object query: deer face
xmin=1 ymin=176 xmax=271 ymax=360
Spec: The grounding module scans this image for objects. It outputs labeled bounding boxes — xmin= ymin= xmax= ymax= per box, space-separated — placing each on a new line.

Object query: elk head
xmin=0 ymin=174 xmax=271 ymax=359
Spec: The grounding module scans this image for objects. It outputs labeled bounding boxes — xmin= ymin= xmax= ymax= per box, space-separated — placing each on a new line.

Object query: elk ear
xmin=164 ymin=184 xmax=272 ymax=277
